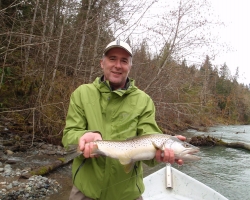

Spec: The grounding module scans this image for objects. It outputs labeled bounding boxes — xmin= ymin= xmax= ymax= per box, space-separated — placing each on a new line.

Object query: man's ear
xmin=100 ymin=59 xmax=104 ymax=69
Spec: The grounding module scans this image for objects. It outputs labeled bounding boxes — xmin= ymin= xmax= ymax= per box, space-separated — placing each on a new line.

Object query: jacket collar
xmin=99 ymin=75 xmax=130 ymax=91
xmin=93 ymin=76 xmax=137 ymax=96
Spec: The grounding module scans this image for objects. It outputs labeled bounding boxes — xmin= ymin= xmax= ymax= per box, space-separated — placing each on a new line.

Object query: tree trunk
xmin=143 ymin=1 xmax=181 ymax=92
xmin=0 ymin=26 xmax=13 ymax=89
xmin=74 ymin=0 xmax=92 ymax=79
xmin=36 ymin=0 xmax=50 ymax=105
xmin=24 ymin=0 xmax=39 ymax=75
xmin=46 ymin=0 xmax=70 ymax=101
xmin=89 ymin=4 xmax=104 ymax=82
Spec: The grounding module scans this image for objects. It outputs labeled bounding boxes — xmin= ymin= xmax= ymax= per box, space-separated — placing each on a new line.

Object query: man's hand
xmin=155 ymin=135 xmax=186 ymax=165
xmin=79 ymin=132 xmax=102 ymax=158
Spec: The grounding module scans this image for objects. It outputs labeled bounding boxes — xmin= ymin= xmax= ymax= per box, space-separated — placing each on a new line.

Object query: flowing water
xmin=47 ymin=125 xmax=250 ymax=200
xmin=176 ymin=125 xmax=250 ymax=200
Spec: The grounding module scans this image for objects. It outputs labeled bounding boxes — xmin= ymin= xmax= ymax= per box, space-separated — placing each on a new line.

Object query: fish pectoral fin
xmin=152 ymin=141 xmax=164 ymax=151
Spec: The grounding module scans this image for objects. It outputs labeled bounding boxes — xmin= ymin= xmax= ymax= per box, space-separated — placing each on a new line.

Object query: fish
xmin=66 ymin=134 xmax=200 ymax=173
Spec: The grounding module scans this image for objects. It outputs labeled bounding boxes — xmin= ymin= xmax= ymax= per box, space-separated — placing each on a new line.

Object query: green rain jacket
xmin=62 ymin=77 xmax=162 ymax=200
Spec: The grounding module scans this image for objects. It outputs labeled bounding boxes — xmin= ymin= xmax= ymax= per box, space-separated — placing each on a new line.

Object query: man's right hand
xmin=79 ymin=132 xmax=102 ymax=158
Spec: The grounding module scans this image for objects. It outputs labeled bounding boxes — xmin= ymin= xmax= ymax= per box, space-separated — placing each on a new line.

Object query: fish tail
xmin=76 ymin=145 xmax=82 ymax=154
xmin=66 ymin=144 xmax=79 ymax=154
xmin=90 ymin=143 xmax=99 ymax=156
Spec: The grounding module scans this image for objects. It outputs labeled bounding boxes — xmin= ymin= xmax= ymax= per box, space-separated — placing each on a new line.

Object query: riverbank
xmin=0 ymin=141 xmax=73 ymax=200
xmin=0 ymin=143 xmax=161 ymax=200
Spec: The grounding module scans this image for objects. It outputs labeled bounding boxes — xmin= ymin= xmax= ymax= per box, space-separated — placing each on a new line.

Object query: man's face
xmin=100 ymin=47 xmax=132 ymax=90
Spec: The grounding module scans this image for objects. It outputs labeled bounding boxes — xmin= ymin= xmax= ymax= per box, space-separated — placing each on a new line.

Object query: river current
xmin=177 ymin=125 xmax=250 ymax=200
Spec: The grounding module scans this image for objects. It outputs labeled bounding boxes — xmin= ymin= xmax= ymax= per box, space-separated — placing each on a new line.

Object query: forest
xmin=1 ymin=0 xmax=250 ymax=145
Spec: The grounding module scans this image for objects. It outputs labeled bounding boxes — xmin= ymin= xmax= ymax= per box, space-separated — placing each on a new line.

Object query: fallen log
xmin=187 ymin=125 xmax=208 ymax=132
xmin=20 ymin=151 xmax=80 ymax=179
xmin=20 ymin=158 xmax=66 ymax=179
xmin=189 ymin=135 xmax=250 ymax=151
xmin=223 ymin=141 xmax=250 ymax=151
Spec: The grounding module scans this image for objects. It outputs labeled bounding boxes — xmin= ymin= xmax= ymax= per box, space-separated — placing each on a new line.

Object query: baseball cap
xmin=103 ymin=40 xmax=132 ymax=56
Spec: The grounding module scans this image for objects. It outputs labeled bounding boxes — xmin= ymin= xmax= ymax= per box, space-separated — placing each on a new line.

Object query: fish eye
xmin=183 ymin=143 xmax=190 ymax=148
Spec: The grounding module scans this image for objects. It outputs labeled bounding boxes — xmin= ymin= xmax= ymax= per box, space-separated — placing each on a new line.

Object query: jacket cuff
xmin=84 ymin=130 xmax=102 ymax=137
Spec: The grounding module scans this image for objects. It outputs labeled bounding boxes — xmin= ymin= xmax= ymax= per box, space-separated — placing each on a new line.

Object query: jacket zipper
xmin=134 ymin=165 xmax=142 ymax=194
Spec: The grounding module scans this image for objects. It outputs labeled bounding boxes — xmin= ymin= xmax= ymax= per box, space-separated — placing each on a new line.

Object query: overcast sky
xmin=209 ymin=0 xmax=250 ymax=85
xmin=117 ymin=0 xmax=249 ymax=85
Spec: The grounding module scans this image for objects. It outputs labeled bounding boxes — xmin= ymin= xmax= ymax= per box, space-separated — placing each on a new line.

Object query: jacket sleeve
xmin=62 ymin=87 xmax=98 ymax=148
xmin=137 ymin=95 xmax=162 ymax=136
xmin=137 ymin=95 xmax=162 ymax=166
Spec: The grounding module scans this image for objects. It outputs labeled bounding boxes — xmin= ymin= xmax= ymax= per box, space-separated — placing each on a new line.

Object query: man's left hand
xmin=155 ymin=135 xmax=186 ymax=165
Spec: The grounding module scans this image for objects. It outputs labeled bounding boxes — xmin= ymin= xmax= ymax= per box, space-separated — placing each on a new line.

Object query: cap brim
xmin=104 ymin=46 xmax=132 ymax=56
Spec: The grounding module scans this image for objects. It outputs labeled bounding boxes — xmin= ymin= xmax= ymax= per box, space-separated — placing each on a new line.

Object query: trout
xmin=67 ymin=134 xmax=200 ymax=173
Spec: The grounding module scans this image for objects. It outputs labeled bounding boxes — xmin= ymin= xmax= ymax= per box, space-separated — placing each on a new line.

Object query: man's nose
xmin=115 ymin=60 xmax=122 ymax=68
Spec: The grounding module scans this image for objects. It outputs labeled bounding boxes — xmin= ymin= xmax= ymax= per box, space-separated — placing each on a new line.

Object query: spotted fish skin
xmin=91 ymin=134 xmax=200 ymax=173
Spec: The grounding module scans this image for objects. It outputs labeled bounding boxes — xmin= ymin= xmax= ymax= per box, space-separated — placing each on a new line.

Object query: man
xmin=62 ymin=40 xmax=184 ymax=200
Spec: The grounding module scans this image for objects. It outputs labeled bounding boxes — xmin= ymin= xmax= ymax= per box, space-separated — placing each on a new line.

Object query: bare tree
xmin=46 ymin=0 xmax=71 ymax=101
xmin=73 ymin=0 xmax=92 ymax=79
xmin=24 ymin=0 xmax=40 ymax=75
xmin=142 ymin=0 xmax=219 ymax=92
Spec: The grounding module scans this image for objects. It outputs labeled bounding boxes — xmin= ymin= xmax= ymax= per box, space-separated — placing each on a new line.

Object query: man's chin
xmin=109 ymin=80 xmax=123 ymax=89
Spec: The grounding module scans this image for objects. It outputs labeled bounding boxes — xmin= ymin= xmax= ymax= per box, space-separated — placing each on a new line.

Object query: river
xmin=48 ymin=125 xmax=250 ymax=200
xmin=177 ymin=125 xmax=250 ymax=200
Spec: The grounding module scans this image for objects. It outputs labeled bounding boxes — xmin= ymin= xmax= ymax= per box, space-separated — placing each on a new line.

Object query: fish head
xmin=168 ymin=137 xmax=200 ymax=161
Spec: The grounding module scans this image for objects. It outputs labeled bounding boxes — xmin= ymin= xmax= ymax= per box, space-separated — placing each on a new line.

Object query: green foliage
xmin=215 ymin=79 xmax=232 ymax=96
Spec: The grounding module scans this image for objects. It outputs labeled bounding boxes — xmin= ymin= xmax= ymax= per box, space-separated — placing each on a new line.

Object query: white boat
xmin=142 ymin=164 xmax=228 ymax=200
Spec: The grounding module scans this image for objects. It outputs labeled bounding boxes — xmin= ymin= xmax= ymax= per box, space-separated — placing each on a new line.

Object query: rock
xmin=6 ymin=150 xmax=14 ymax=155
xmin=46 ymin=150 xmax=56 ymax=155
xmin=15 ymin=168 xmax=21 ymax=176
xmin=0 ymin=152 xmax=7 ymax=161
xmin=5 ymin=159 xmax=17 ymax=164
xmin=41 ymin=144 xmax=54 ymax=150
xmin=0 ymin=141 xmax=64 ymax=200
xmin=3 ymin=171 xmax=11 ymax=176
xmin=4 ymin=164 xmax=11 ymax=170
xmin=6 ymin=183 xmax=13 ymax=190
xmin=40 ymin=144 xmax=49 ymax=149
xmin=12 ymin=181 xmax=19 ymax=187
xmin=57 ymin=150 xmax=66 ymax=155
